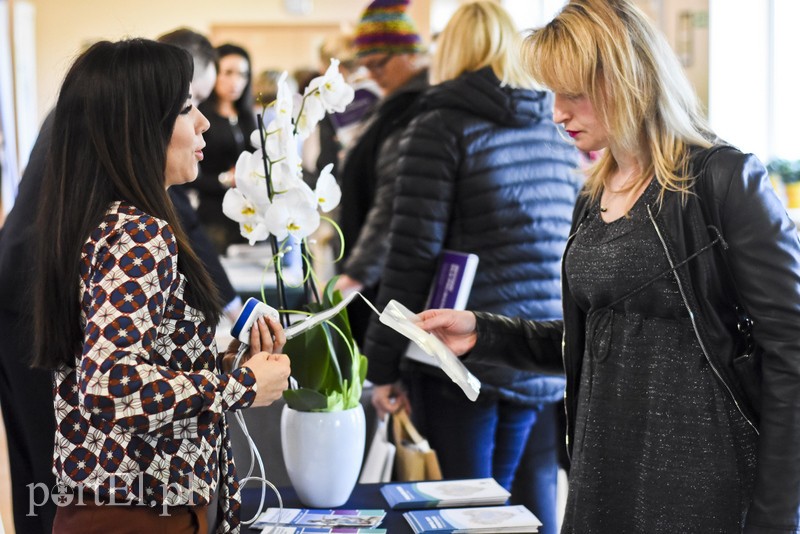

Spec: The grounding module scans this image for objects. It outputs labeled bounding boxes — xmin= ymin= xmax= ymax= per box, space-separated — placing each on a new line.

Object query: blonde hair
xmin=432 ymin=1 xmax=535 ymax=89
xmin=524 ymin=0 xmax=714 ymax=202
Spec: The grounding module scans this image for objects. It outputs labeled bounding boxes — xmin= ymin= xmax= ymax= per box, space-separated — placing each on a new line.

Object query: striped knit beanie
xmin=354 ymin=0 xmax=425 ymax=57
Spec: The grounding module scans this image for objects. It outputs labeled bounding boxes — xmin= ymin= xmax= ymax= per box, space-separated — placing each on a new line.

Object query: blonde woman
xmin=363 ymin=3 xmax=580 ymax=532
xmin=417 ymin=0 xmax=800 ymax=532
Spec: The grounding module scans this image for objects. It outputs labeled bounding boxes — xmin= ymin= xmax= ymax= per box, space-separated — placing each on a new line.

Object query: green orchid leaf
xmin=283 ymin=321 xmax=334 ymax=391
xmin=277 ymin=275 xmax=367 ymax=412
xmin=283 ymin=387 xmax=329 ymax=411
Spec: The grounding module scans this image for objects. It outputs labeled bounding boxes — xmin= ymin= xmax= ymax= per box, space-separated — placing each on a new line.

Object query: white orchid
xmin=222 ymin=63 xmax=353 ymax=246
xmin=222 ymin=188 xmax=271 ymax=245
xmin=239 ymin=220 xmax=271 ymax=245
xmin=315 ymin=164 xmax=341 ymax=213
xmin=264 ymin=188 xmax=321 ymax=242
xmin=294 ymin=92 xmax=326 ymax=140
xmin=273 ymin=71 xmax=294 ymax=128
xmin=233 ymin=151 xmax=270 ymax=208
xmin=222 ymin=187 xmax=257 ymax=223
xmin=307 ymin=59 xmax=356 ymax=114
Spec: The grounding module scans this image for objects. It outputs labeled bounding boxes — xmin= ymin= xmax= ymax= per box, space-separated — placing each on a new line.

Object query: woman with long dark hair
xmin=193 ymin=43 xmax=257 ymax=253
xmin=33 ymin=39 xmax=290 ymax=533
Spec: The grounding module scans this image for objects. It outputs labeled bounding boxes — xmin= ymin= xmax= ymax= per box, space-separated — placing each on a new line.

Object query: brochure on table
xmin=403 ymin=504 xmax=541 ymax=533
xmin=259 ymin=528 xmax=386 ymax=534
xmin=252 ymin=508 xmax=386 ymax=531
xmin=381 ymin=478 xmax=510 ymax=510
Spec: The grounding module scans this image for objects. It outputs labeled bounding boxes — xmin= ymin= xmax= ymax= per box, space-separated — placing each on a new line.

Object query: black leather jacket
xmin=466 ymin=146 xmax=800 ymax=532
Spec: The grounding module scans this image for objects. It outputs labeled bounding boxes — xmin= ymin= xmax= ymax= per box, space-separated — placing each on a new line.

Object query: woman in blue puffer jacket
xmin=363 ymin=3 xmax=581 ymax=532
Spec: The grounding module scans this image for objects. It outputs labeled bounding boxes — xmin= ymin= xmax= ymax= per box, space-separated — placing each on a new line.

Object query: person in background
xmin=32 ymin=39 xmax=291 ymax=533
xmin=157 ymin=28 xmax=243 ymax=321
xmin=0 ymin=115 xmax=58 ymax=534
xmin=192 ymin=43 xmax=256 ymax=254
xmin=362 ymin=4 xmax=580 ymax=532
xmin=415 ymin=0 xmax=800 ymax=531
xmin=333 ymin=0 xmax=429 ymax=345
xmin=159 ymin=28 xmax=218 ymax=106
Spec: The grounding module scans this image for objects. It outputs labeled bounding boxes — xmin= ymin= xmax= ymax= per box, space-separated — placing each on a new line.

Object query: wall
xmin=27 ymin=0 xmax=431 ymax=128
xmin=26 ymin=0 xmax=709 ymax=136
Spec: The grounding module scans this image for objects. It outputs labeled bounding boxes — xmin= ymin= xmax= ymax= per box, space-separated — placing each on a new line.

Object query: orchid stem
xmin=257 ymin=113 xmax=289 ymax=326
xmin=300 ymin=241 xmax=320 ymax=304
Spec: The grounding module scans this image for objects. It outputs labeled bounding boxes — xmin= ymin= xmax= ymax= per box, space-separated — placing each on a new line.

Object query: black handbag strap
xmin=694 ymin=145 xmax=756 ymax=347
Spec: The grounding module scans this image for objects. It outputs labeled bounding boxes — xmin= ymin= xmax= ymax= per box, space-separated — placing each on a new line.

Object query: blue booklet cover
xmin=426 ymin=250 xmax=479 ymax=310
xmin=252 ymin=508 xmax=386 ymax=531
xmin=380 ymin=478 xmax=510 ymax=510
xmin=403 ymin=505 xmax=541 ymax=533
xmin=405 ymin=250 xmax=479 ymax=367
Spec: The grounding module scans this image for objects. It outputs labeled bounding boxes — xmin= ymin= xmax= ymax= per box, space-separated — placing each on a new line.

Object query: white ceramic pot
xmin=280 ymin=404 xmax=366 ymax=508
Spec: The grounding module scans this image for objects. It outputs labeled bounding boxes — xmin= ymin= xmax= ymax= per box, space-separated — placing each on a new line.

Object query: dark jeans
xmin=408 ymin=371 xmax=560 ymax=534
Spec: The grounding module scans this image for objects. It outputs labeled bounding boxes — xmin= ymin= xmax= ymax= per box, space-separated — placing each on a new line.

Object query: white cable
xmin=226 ymin=291 xmax=417 ymax=529
xmin=234 ymin=407 xmax=283 ymax=528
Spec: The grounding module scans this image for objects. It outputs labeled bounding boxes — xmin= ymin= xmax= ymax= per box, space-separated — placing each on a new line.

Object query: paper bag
xmin=391 ymin=408 xmax=443 ymax=481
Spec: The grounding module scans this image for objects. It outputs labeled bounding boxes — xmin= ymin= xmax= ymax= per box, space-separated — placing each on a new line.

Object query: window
xmin=709 ymin=0 xmax=800 ymax=162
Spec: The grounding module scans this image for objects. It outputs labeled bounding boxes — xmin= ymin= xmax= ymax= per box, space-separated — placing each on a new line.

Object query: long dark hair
xmin=205 ymin=43 xmax=257 ymax=135
xmin=32 ymin=39 xmax=221 ymax=369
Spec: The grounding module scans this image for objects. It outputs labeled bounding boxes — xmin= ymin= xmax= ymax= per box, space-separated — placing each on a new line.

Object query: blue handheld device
xmin=230 ymin=297 xmax=281 ymax=344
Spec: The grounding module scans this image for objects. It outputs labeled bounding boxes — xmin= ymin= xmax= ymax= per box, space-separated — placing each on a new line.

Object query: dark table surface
xmin=240 ymin=483 xmax=412 ymax=533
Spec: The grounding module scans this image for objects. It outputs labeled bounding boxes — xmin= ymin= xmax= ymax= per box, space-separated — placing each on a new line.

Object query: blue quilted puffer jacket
xmin=364 ymin=66 xmax=582 ymax=405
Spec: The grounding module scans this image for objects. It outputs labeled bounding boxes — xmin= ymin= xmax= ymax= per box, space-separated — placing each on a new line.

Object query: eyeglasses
xmin=361 ymin=54 xmax=395 ymax=73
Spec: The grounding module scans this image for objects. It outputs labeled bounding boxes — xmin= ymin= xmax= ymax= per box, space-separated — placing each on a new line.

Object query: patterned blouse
xmin=53 ymin=201 xmax=256 ymax=532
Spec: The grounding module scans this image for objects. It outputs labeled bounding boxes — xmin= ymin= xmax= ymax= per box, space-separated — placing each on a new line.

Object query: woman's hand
xmin=222 ymin=315 xmax=286 ymax=372
xmin=333 ymin=274 xmax=363 ymax=297
xmin=245 ymin=353 xmax=292 ymax=407
xmin=416 ymin=309 xmax=478 ymax=357
xmin=371 ymin=383 xmax=411 ymax=419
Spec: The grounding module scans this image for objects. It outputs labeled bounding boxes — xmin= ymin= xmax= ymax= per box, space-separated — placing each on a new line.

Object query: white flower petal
xmin=315 ymin=163 xmax=341 ymax=212
xmin=267 ymin=188 xmax=321 ymax=240
xmin=249 ymin=128 xmax=264 ymax=149
xmin=309 ymin=59 xmax=356 ymax=114
xmin=240 ymin=220 xmax=270 ymax=245
xmin=222 ymin=189 xmax=258 ymax=223
xmin=294 ymin=93 xmax=326 ymax=139
xmin=234 ymin=152 xmax=270 ymax=208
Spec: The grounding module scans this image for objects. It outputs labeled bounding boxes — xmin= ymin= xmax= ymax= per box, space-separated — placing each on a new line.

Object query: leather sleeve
xmin=712 ymin=152 xmax=800 ymax=532
xmin=464 ymin=312 xmax=565 ymax=376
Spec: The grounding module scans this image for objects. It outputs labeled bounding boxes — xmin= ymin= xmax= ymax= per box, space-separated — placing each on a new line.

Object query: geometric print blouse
xmin=53 ymin=201 xmax=257 ymax=532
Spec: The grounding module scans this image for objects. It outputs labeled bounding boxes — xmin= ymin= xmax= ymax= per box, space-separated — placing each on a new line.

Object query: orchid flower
xmin=294 ymin=92 xmax=326 ymax=139
xmin=233 ymin=151 xmax=270 ymax=208
xmin=264 ymin=187 xmax=321 ymax=241
xmin=265 ymin=119 xmax=295 ymax=163
xmin=315 ymin=163 xmax=341 ymax=212
xmin=239 ymin=220 xmax=271 ymax=245
xmin=222 ymin=188 xmax=271 ymax=245
xmin=273 ymin=71 xmax=294 ymax=128
xmin=307 ymin=59 xmax=356 ymax=114
xmin=223 ymin=64 xmax=352 ymax=246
